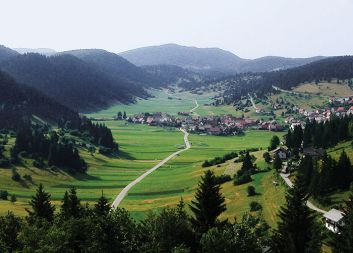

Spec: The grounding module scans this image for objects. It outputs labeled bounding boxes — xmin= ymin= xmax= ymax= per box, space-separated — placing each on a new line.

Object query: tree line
xmin=1 ymin=170 xmax=352 ymax=252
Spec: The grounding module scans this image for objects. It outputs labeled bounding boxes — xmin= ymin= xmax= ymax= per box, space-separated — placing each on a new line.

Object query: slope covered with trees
xmin=0 ymin=45 xmax=19 ymax=63
xmin=0 ymin=53 xmax=143 ymax=112
xmin=219 ymin=56 xmax=353 ymax=104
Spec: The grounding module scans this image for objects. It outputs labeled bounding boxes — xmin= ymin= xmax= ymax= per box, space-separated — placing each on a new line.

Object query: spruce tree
xmin=189 ymin=170 xmax=226 ymax=233
xmin=60 ymin=187 xmax=82 ymax=219
xmin=271 ymin=178 xmax=322 ymax=253
xmin=241 ymin=152 xmax=253 ymax=172
xmin=335 ymin=150 xmax=352 ymax=189
xmin=94 ymin=193 xmax=111 ymax=216
xmin=331 ymin=191 xmax=353 ymax=253
xmin=273 ymin=154 xmax=282 ymax=171
xmin=26 ymin=184 xmax=55 ymax=222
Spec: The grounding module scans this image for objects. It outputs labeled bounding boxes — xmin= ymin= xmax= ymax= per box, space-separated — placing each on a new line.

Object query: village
xmin=125 ymin=112 xmax=284 ymax=136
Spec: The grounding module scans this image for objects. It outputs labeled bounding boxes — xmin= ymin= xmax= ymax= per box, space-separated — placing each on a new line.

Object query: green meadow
xmin=0 ymin=89 xmax=287 ymax=227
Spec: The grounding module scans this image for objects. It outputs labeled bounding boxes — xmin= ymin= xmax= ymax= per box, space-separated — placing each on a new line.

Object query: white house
xmin=324 ymin=209 xmax=344 ymax=233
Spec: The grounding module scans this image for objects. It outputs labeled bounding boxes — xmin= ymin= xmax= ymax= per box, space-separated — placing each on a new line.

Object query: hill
xmin=13 ymin=48 xmax=57 ymax=56
xmin=120 ymin=43 xmax=244 ymax=74
xmin=0 ymin=70 xmax=80 ymax=129
xmin=0 ymin=53 xmax=147 ymax=112
xmin=0 ymin=45 xmax=19 ymax=63
xmin=218 ymin=56 xmax=353 ymax=104
xmin=62 ymin=49 xmax=161 ymax=88
xmin=120 ymin=44 xmax=324 ymax=74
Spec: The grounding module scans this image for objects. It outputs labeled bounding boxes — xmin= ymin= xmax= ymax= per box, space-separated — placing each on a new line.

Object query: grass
xmin=0 ymin=121 xmax=184 ymax=216
xmin=0 ymin=89 xmax=287 ymax=227
xmin=293 ymin=81 xmax=353 ymax=97
xmin=119 ymin=131 xmax=286 ymax=226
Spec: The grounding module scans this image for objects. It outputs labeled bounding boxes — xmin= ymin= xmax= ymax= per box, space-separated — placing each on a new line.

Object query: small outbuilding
xmin=324 ymin=209 xmax=344 ymax=233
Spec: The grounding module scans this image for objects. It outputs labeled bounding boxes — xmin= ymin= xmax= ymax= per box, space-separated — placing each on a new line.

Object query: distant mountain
xmin=0 ymin=53 xmax=146 ymax=112
xmin=13 ymin=48 xmax=57 ymax=56
xmin=238 ymin=56 xmax=325 ymax=73
xmin=0 ymin=45 xmax=19 ymax=62
xmin=120 ymin=44 xmax=244 ymax=74
xmin=0 ymin=70 xmax=80 ymax=129
xmin=217 ymin=56 xmax=353 ymax=104
xmin=120 ymin=44 xmax=325 ymax=75
xmin=61 ymin=49 xmax=160 ymax=88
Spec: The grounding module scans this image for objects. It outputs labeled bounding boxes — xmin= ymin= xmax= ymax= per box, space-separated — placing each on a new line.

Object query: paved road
xmin=280 ymin=173 xmax=326 ymax=214
xmin=190 ymin=99 xmax=199 ymax=113
xmin=111 ymin=128 xmax=191 ymax=208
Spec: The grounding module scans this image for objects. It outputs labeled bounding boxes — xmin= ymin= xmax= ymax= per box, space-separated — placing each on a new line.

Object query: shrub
xmin=0 ymin=190 xmax=9 ymax=200
xmin=99 ymin=147 xmax=114 ymax=155
xmin=0 ymin=158 xmax=10 ymax=167
xmin=214 ymin=175 xmax=232 ymax=185
xmin=10 ymin=195 xmax=17 ymax=203
xmin=234 ymin=172 xmax=252 ymax=185
xmin=247 ymin=185 xmax=256 ymax=196
xmin=250 ymin=201 xmax=262 ymax=211
xmin=23 ymin=174 xmax=32 ymax=181
xmin=33 ymin=158 xmax=45 ymax=169
xmin=11 ymin=169 xmax=21 ymax=181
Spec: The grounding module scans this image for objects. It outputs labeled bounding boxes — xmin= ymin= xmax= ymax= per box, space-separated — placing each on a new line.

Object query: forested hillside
xmin=0 ymin=70 xmax=81 ymax=129
xmin=219 ymin=56 xmax=353 ymax=104
xmin=62 ymin=49 xmax=161 ymax=88
xmin=0 ymin=45 xmax=19 ymax=62
xmin=0 ymin=53 xmax=143 ymax=112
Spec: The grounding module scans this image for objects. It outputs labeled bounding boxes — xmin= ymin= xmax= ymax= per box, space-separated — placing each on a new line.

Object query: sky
xmin=1 ymin=0 xmax=353 ymax=59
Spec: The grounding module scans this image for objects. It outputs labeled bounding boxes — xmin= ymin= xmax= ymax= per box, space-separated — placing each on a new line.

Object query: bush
xmin=0 ymin=190 xmax=9 ymax=200
xmin=234 ymin=172 xmax=252 ymax=185
xmin=11 ymin=169 xmax=21 ymax=182
xmin=10 ymin=195 xmax=16 ymax=203
xmin=214 ymin=175 xmax=232 ymax=185
xmin=247 ymin=185 xmax=256 ymax=196
xmin=0 ymin=158 xmax=10 ymax=167
xmin=33 ymin=158 xmax=45 ymax=169
xmin=250 ymin=201 xmax=262 ymax=211
xmin=202 ymin=152 xmax=238 ymax=167
xmin=99 ymin=147 xmax=114 ymax=155
xmin=23 ymin=174 xmax=32 ymax=181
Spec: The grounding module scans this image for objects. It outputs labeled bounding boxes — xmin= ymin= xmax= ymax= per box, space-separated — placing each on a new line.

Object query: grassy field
xmin=119 ymin=131 xmax=286 ymax=226
xmin=0 ymin=122 xmax=184 ymax=216
xmin=293 ymin=81 xmax=353 ymax=97
xmin=0 ymin=89 xmax=287 ymax=227
xmin=88 ymin=88 xmax=241 ymax=118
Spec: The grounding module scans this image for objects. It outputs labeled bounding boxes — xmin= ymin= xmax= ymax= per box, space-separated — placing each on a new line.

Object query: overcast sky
xmin=1 ymin=0 xmax=353 ymax=58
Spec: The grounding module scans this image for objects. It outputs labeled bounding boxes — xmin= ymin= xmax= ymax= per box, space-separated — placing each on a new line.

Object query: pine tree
xmin=26 ymin=184 xmax=55 ymax=222
xmin=269 ymin=135 xmax=280 ymax=150
xmin=273 ymin=154 xmax=282 ymax=171
xmin=94 ymin=193 xmax=111 ymax=216
xmin=189 ymin=170 xmax=226 ymax=233
xmin=60 ymin=187 xmax=82 ymax=219
xmin=331 ymin=191 xmax=353 ymax=252
xmin=241 ymin=152 xmax=253 ymax=172
xmin=335 ymin=150 xmax=353 ymax=189
xmin=271 ymin=178 xmax=322 ymax=253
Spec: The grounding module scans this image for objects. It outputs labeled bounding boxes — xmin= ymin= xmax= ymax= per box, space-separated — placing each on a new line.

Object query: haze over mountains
xmin=0 ymin=42 xmax=342 ymax=115
xmin=120 ymin=43 xmax=325 ymax=74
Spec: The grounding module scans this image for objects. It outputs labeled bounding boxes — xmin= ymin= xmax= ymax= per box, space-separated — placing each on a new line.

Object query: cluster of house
xmin=270 ymin=146 xmax=345 ymax=234
xmin=283 ymin=105 xmax=353 ymax=131
xmin=329 ymin=96 xmax=353 ymax=105
xmin=127 ymin=112 xmax=285 ymax=136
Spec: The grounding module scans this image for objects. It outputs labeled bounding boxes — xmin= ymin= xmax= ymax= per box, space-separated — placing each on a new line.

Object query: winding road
xmin=111 ymin=128 xmax=191 ymax=208
xmin=190 ymin=99 xmax=199 ymax=113
xmin=280 ymin=173 xmax=326 ymax=214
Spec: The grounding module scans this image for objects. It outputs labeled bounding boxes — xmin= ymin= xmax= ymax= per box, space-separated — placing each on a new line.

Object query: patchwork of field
xmin=120 ymin=131 xmax=286 ymax=226
xmin=88 ymin=88 xmax=239 ymax=118
xmin=0 ymin=122 xmax=184 ymax=215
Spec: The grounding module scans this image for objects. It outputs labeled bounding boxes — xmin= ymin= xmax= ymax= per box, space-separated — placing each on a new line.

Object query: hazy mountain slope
xmin=120 ymin=43 xmax=244 ymax=74
xmin=13 ymin=48 xmax=57 ymax=56
xmin=120 ymin=44 xmax=325 ymax=75
xmin=0 ymin=45 xmax=19 ymax=62
xmin=238 ymin=56 xmax=326 ymax=72
xmin=0 ymin=70 xmax=81 ymax=129
xmin=0 ymin=53 xmax=141 ymax=112
xmin=218 ymin=56 xmax=353 ymax=104
xmin=62 ymin=49 xmax=160 ymax=87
